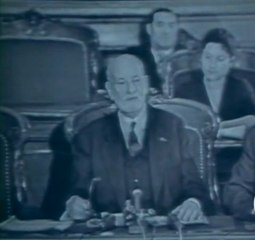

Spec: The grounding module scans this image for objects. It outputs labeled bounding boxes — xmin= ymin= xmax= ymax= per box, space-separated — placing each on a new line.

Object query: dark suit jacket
xmin=174 ymin=70 xmax=255 ymax=121
xmin=224 ymin=127 xmax=255 ymax=220
xmin=68 ymin=107 xmax=213 ymax=215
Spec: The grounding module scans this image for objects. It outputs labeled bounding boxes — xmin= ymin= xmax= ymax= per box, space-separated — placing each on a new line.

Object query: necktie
xmin=128 ymin=122 xmax=142 ymax=157
xmin=156 ymin=53 xmax=173 ymax=96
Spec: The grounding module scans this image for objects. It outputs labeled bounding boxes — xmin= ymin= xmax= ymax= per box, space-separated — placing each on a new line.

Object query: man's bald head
xmin=106 ymin=54 xmax=146 ymax=83
xmin=105 ymin=54 xmax=149 ymax=118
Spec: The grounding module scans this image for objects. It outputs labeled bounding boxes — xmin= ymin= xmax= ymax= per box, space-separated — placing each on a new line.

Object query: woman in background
xmin=175 ymin=28 xmax=255 ymax=139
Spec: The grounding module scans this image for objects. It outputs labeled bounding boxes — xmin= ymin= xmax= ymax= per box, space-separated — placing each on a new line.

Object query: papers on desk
xmin=179 ymin=215 xmax=209 ymax=225
xmin=0 ymin=216 xmax=73 ymax=232
xmin=217 ymin=125 xmax=247 ymax=140
xmin=218 ymin=115 xmax=255 ymax=140
xmin=145 ymin=215 xmax=209 ymax=227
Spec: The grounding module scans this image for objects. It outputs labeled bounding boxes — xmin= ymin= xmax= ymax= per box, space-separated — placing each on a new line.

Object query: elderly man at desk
xmin=60 ymin=54 xmax=213 ymax=223
xmin=224 ymin=126 xmax=255 ymax=221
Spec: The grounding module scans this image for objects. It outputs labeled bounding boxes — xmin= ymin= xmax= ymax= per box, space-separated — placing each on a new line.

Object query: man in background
xmin=127 ymin=8 xmax=199 ymax=94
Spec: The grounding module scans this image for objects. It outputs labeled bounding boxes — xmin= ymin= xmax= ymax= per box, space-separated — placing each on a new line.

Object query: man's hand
xmin=64 ymin=195 xmax=93 ymax=221
xmin=171 ymin=199 xmax=204 ymax=223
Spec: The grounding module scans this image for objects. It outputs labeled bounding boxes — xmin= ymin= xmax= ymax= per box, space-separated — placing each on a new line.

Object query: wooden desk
xmin=214 ymin=139 xmax=243 ymax=148
xmin=0 ymin=231 xmax=254 ymax=240
xmin=0 ymin=216 xmax=255 ymax=240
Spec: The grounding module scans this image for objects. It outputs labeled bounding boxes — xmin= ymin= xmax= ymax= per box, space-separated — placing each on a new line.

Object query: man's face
xmin=201 ymin=42 xmax=233 ymax=82
xmin=147 ymin=11 xmax=178 ymax=50
xmin=106 ymin=57 xmax=148 ymax=117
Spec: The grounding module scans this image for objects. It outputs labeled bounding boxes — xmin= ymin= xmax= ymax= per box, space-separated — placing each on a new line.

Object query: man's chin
xmin=157 ymin=42 xmax=175 ymax=50
xmin=120 ymin=105 xmax=144 ymax=117
xmin=158 ymin=45 xmax=173 ymax=51
xmin=205 ymin=75 xmax=221 ymax=82
xmin=123 ymin=107 xmax=141 ymax=114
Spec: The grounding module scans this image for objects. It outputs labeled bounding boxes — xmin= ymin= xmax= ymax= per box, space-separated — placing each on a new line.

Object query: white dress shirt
xmin=118 ymin=107 xmax=147 ymax=149
xmin=151 ymin=48 xmax=174 ymax=64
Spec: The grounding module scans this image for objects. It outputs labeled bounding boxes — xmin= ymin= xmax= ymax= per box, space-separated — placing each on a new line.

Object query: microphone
xmin=88 ymin=177 xmax=101 ymax=206
xmin=132 ymin=188 xmax=143 ymax=213
xmin=129 ymin=188 xmax=146 ymax=237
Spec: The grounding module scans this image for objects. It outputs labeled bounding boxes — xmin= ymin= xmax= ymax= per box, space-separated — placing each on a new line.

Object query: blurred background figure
xmin=175 ymin=28 xmax=255 ymax=140
xmin=127 ymin=8 xmax=199 ymax=95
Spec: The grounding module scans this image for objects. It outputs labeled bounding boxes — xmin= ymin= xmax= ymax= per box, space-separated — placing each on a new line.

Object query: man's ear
xmin=105 ymin=81 xmax=113 ymax=100
xmin=230 ymin=55 xmax=236 ymax=67
xmin=143 ymin=75 xmax=150 ymax=93
xmin=146 ymin=23 xmax=151 ymax=36
xmin=143 ymin=75 xmax=149 ymax=86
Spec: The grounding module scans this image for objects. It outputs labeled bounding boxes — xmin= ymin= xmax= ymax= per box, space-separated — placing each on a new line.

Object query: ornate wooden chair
xmin=159 ymin=50 xmax=201 ymax=97
xmin=0 ymin=9 xmax=101 ymax=114
xmin=0 ymin=107 xmax=30 ymax=221
xmin=231 ymin=49 xmax=255 ymax=91
xmin=64 ymin=100 xmax=116 ymax=142
xmin=235 ymin=49 xmax=255 ymax=70
xmin=172 ymin=68 xmax=199 ymax=98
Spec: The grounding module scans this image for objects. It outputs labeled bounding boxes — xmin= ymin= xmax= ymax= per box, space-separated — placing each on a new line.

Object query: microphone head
xmin=132 ymin=188 xmax=143 ymax=197
xmin=92 ymin=177 xmax=101 ymax=183
xmin=89 ymin=177 xmax=102 ymax=200
xmin=132 ymin=188 xmax=143 ymax=212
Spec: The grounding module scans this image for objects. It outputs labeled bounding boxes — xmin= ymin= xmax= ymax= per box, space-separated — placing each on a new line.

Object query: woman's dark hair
xmin=201 ymin=28 xmax=235 ymax=56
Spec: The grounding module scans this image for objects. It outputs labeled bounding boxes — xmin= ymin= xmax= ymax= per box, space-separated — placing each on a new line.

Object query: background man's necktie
xmin=156 ymin=54 xmax=173 ymax=96
xmin=128 ymin=122 xmax=142 ymax=157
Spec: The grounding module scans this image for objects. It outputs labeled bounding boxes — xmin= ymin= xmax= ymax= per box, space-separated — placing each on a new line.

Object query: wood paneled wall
xmin=1 ymin=0 xmax=255 ymax=50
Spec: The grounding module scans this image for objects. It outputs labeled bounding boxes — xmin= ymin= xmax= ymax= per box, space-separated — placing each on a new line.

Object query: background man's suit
xmin=68 ymin=107 xmax=213 ymax=215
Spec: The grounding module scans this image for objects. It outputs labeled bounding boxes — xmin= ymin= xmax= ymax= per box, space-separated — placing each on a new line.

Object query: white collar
xmin=151 ymin=48 xmax=174 ymax=63
xmin=118 ymin=106 xmax=147 ymax=147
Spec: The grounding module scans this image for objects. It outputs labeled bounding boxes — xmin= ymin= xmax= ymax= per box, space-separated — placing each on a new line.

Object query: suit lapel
xmin=102 ymin=113 xmax=127 ymax=209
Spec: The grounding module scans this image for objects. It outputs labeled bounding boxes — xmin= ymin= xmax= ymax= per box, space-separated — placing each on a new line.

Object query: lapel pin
xmin=158 ymin=137 xmax=168 ymax=142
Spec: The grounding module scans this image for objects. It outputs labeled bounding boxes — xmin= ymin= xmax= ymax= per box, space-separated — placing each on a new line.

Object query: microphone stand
xmin=128 ymin=187 xmax=147 ymax=239
xmin=88 ymin=177 xmax=101 ymax=215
